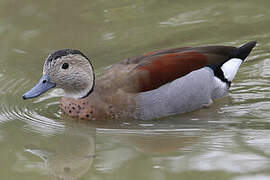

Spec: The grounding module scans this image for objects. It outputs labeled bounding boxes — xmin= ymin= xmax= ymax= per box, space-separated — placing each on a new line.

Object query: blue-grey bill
xmin=22 ymin=74 xmax=56 ymax=99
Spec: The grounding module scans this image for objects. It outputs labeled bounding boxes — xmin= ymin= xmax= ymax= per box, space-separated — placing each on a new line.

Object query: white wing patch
xmin=221 ymin=58 xmax=242 ymax=82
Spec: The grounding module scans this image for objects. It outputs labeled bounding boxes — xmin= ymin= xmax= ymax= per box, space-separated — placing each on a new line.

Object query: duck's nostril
xmin=42 ymin=80 xmax=47 ymax=83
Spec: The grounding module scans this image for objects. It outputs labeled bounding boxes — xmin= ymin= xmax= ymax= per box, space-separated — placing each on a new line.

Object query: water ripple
xmin=0 ymin=75 xmax=64 ymax=136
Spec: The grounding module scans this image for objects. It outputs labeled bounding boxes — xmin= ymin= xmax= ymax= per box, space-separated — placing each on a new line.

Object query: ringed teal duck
xmin=23 ymin=41 xmax=256 ymax=120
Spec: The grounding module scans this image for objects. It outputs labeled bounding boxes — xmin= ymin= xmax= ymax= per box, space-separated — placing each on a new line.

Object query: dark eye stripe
xmin=62 ymin=63 xmax=69 ymax=69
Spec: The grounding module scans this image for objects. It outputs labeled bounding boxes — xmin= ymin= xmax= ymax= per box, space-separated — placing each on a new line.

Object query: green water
xmin=0 ymin=0 xmax=270 ymax=179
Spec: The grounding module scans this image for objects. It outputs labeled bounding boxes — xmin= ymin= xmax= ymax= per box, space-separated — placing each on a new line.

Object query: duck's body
xmin=23 ymin=41 xmax=256 ymax=120
xmin=47 ymin=41 xmax=256 ymax=120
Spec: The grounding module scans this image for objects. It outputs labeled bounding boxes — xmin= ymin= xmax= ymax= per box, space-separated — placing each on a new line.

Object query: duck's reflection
xmin=94 ymin=127 xmax=200 ymax=173
xmin=128 ymin=132 xmax=198 ymax=155
xmin=15 ymin=121 xmax=95 ymax=180
xmin=14 ymin=118 xmax=202 ymax=179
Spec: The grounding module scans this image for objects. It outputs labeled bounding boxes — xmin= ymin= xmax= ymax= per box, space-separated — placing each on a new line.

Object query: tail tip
xmin=234 ymin=41 xmax=257 ymax=60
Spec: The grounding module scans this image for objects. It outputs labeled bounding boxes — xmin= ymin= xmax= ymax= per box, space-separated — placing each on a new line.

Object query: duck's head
xmin=23 ymin=49 xmax=94 ymax=100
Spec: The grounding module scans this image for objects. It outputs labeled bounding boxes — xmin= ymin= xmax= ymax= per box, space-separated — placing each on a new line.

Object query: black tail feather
xmin=232 ymin=41 xmax=257 ymax=60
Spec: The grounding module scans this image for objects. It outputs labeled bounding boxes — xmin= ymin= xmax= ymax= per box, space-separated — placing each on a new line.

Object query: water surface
xmin=0 ymin=0 xmax=270 ymax=179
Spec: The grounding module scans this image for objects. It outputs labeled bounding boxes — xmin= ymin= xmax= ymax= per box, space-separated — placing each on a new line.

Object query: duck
xmin=23 ymin=41 xmax=256 ymax=120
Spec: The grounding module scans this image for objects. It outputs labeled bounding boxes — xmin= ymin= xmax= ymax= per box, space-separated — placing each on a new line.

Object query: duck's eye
xmin=62 ymin=63 xmax=69 ymax=69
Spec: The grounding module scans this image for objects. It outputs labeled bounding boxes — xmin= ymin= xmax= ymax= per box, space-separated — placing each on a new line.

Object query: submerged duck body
xmin=23 ymin=41 xmax=256 ymax=120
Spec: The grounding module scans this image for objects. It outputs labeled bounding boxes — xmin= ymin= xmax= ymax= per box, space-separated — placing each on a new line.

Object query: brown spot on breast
xmin=60 ymin=95 xmax=113 ymax=120
xmin=59 ymin=82 xmax=137 ymax=120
